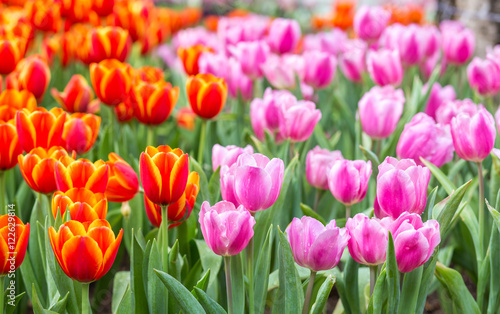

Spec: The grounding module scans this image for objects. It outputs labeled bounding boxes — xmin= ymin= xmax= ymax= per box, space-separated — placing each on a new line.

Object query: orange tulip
xmin=95 ymin=153 xmax=138 ymax=202
xmin=48 ymin=219 xmax=122 ymax=282
xmin=55 ymin=158 xmax=108 ymax=193
xmin=0 ymin=38 xmax=24 ymax=74
xmin=16 ymin=107 xmax=66 ymax=152
xmin=89 ymin=26 xmax=131 ymax=63
xmin=114 ymin=101 xmax=134 ymax=122
xmin=135 ymin=66 xmax=164 ymax=84
xmin=0 ymin=89 xmax=37 ymax=123
xmin=139 ymin=146 xmax=189 ymax=206
xmin=52 ymin=188 xmax=107 ymax=223
xmin=51 ymin=75 xmax=100 ymax=114
xmin=25 ymin=0 xmax=61 ymax=33
xmin=186 ymin=73 xmax=227 ymax=119
xmin=0 ymin=215 xmax=30 ymax=276
xmin=0 ymin=121 xmax=22 ymax=170
xmin=61 ymin=113 xmax=101 ymax=155
xmin=92 ymin=0 xmax=114 ymax=17
xmin=176 ymin=107 xmax=195 ymax=131
xmin=18 ymin=146 xmax=75 ymax=194
xmin=177 ymin=44 xmax=213 ymax=76
xmin=60 ymin=0 xmax=92 ymax=24
xmin=144 ymin=171 xmax=199 ymax=228
xmin=7 ymin=55 xmax=51 ymax=100
xmin=129 ymin=80 xmax=179 ymax=125
xmin=90 ymin=59 xmax=134 ymax=106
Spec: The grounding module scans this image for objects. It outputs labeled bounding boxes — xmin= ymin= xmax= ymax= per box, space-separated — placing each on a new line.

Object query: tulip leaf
xmin=5 ymin=291 xmax=26 ymax=314
xmin=359 ymin=145 xmax=380 ymax=177
xmin=334 ymin=271 xmax=352 ymax=314
xmin=48 ymin=292 xmax=69 ymax=313
xmin=434 ymin=262 xmax=480 ymax=314
xmin=488 ymin=225 xmax=500 ymax=313
xmin=98 ymin=125 xmax=112 ymax=159
xmin=367 ymin=268 xmax=387 ymax=314
xmin=192 ymin=287 xmax=227 ymax=314
xmin=154 ymin=269 xmax=205 ymax=313
xmin=313 ymin=125 xmax=332 ymax=150
xmin=434 ymin=180 xmax=471 ymax=237
xmin=111 ymin=271 xmax=131 ymax=314
xmin=130 ymin=229 xmax=148 ymax=314
xmin=115 ymin=286 xmax=132 ymax=314
xmin=208 ymin=166 xmax=221 ymax=204
xmin=193 ymin=269 xmax=211 ymax=293
xmin=386 ymin=232 xmax=400 ymax=314
xmin=275 ymin=227 xmax=304 ymax=314
xmin=194 ymin=239 xmax=222 ymax=287
xmin=254 ymin=224 xmax=273 ymax=313
xmin=168 ymin=240 xmax=182 ymax=280
xmin=344 ymin=255 xmax=361 ymax=314
xmin=190 ymin=158 xmax=211 ymax=204
xmin=31 ymin=283 xmax=45 ymax=314
xmin=415 ymin=254 xmax=438 ymax=314
xmin=397 ymin=266 xmax=423 ymax=314
xmin=230 ymin=254 xmax=245 ymax=314
xmin=416 ymin=67 xmax=440 ymax=113
xmin=300 ymin=203 xmax=326 ymax=225
xmin=420 ymin=158 xmax=455 ymax=193
xmin=310 ymin=274 xmax=336 ymax=314
xmin=424 ymin=186 xmax=438 ymax=221
xmin=147 ymin=240 xmax=166 ymax=313
xmin=183 ymin=260 xmax=203 ymax=292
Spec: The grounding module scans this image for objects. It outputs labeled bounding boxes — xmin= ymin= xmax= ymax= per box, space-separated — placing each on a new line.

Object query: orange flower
xmin=135 ymin=65 xmax=164 ymax=84
xmin=139 ymin=145 xmax=189 ymax=206
xmin=55 ymin=158 xmax=109 ymax=193
xmin=18 ymin=146 xmax=75 ymax=194
xmin=7 ymin=55 xmax=51 ymax=100
xmin=176 ymin=107 xmax=195 ymax=131
xmin=90 ymin=59 xmax=134 ymax=106
xmin=95 ymin=153 xmax=138 ymax=202
xmin=186 ymin=73 xmax=227 ymax=119
xmin=92 ymin=0 xmax=115 ymax=17
xmin=89 ymin=26 xmax=131 ymax=63
xmin=129 ymin=80 xmax=179 ymax=125
xmin=48 ymin=219 xmax=122 ymax=282
xmin=177 ymin=44 xmax=213 ymax=76
xmin=144 ymin=171 xmax=199 ymax=228
xmin=0 ymin=215 xmax=30 ymax=276
xmin=61 ymin=113 xmax=101 ymax=155
xmin=204 ymin=15 xmax=219 ymax=32
xmin=0 ymin=89 xmax=37 ymax=123
xmin=114 ymin=101 xmax=134 ymax=122
xmin=25 ymin=0 xmax=61 ymax=33
xmin=52 ymin=188 xmax=107 ymax=223
xmin=16 ymin=107 xmax=66 ymax=152
xmin=60 ymin=0 xmax=92 ymax=24
xmin=52 ymin=75 xmax=99 ymax=114
xmin=0 ymin=121 xmax=22 ymax=170
xmin=0 ymin=37 xmax=24 ymax=74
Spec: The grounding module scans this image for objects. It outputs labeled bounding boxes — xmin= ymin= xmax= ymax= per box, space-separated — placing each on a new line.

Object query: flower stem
xmin=147 ymin=126 xmax=155 ymax=147
xmin=247 ymin=236 xmax=255 ymax=314
xmin=345 ymin=205 xmax=351 ymax=219
xmin=82 ymin=282 xmax=91 ymax=314
xmin=303 ymin=271 xmax=316 ymax=314
xmin=290 ymin=142 xmax=295 ymax=161
xmin=0 ymin=276 xmax=5 ymax=314
xmin=224 ymin=256 xmax=233 ymax=314
xmin=198 ymin=119 xmax=207 ymax=166
xmin=160 ymin=205 xmax=169 ymax=310
xmin=0 ymin=171 xmax=5 ymax=216
xmin=477 ymin=162 xmax=486 ymax=259
xmin=370 ymin=265 xmax=377 ymax=296
xmin=313 ymin=189 xmax=321 ymax=212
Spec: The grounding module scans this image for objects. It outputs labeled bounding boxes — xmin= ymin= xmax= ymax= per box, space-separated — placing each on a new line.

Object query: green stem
xmin=247 ymin=235 xmax=255 ymax=314
xmin=375 ymin=140 xmax=382 ymax=160
xmin=290 ymin=142 xmax=295 ymax=161
xmin=198 ymin=120 xmax=207 ymax=166
xmin=345 ymin=205 xmax=351 ymax=219
xmin=0 ymin=172 xmax=5 ymax=216
xmin=160 ymin=206 xmax=169 ymax=309
xmin=303 ymin=271 xmax=317 ymax=314
xmin=477 ymin=162 xmax=486 ymax=260
xmin=313 ymin=189 xmax=321 ymax=212
xmin=147 ymin=126 xmax=155 ymax=147
xmin=370 ymin=265 xmax=377 ymax=296
xmin=82 ymin=282 xmax=91 ymax=314
xmin=224 ymin=256 xmax=233 ymax=314
xmin=0 ymin=276 xmax=4 ymax=314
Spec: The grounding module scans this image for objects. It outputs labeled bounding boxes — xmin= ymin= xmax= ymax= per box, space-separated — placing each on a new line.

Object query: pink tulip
xmin=367 ymin=49 xmax=403 ymax=86
xmin=487 ymin=45 xmax=500 ymax=67
xmin=199 ymin=201 xmax=256 ymax=256
xmin=286 ymin=216 xmax=349 ymax=271
xmin=398 ymin=24 xmax=425 ymax=66
xmin=390 ymin=212 xmax=440 ymax=273
xmin=397 ymin=113 xmax=454 ymax=167
xmin=450 ymin=106 xmax=496 ymax=162
xmin=220 ymin=164 xmax=240 ymax=207
xmin=378 ymin=24 xmax=404 ymax=51
xmin=420 ymin=25 xmax=441 ymax=58
xmin=260 ymin=54 xmax=297 ymax=90
xmin=212 ymin=144 xmax=254 ymax=171
xmin=435 ymin=99 xmax=478 ymax=125
xmin=353 ymin=6 xmax=391 ymax=42
xmin=301 ymin=50 xmax=337 ymax=89
xmin=228 ymin=41 xmax=270 ymax=79
xmin=217 ymin=16 xmax=268 ymax=48
xmin=339 ymin=39 xmax=367 ymax=83
xmin=267 ymin=18 xmax=301 ymax=54
xmin=375 ymin=157 xmax=430 ymax=219
xmin=302 ymin=28 xmax=348 ymax=55
xmin=423 ymin=83 xmax=456 ymax=120
xmin=358 ymin=85 xmax=405 ymax=139
xmin=250 ymin=88 xmax=293 ymax=140
xmin=346 ymin=213 xmax=392 ymax=266
xmin=328 ymin=159 xmax=372 ymax=206
xmin=441 ymin=21 xmax=475 ymax=65
xmin=306 ymin=146 xmax=344 ymax=190
xmin=277 ymin=97 xmax=322 ymax=143
xmin=227 ymin=58 xmax=253 ymax=101
xmin=174 ymin=27 xmax=221 ymax=52
xmin=467 ymin=57 xmax=500 ymax=96
xmin=419 ymin=51 xmax=442 ymax=80
xmin=199 ymin=52 xmax=228 ymax=78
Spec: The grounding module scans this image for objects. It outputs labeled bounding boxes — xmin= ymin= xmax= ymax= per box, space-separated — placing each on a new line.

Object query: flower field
xmin=0 ymin=0 xmax=499 ymax=313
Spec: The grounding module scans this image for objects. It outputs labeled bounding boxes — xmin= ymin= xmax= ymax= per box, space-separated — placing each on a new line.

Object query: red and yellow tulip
xmin=95 ymin=153 xmax=138 ymax=203
xmin=7 ymin=55 xmax=51 ymax=100
xmin=0 ymin=215 xmax=30 ymax=275
xmin=0 ymin=89 xmax=37 ymax=123
xmin=52 ymin=188 xmax=107 ymax=223
xmin=177 ymin=44 xmax=212 ymax=76
xmin=129 ymin=80 xmax=179 ymax=125
xmin=89 ymin=26 xmax=131 ymax=63
xmin=0 ymin=121 xmax=22 ymax=171
xmin=51 ymin=74 xmax=100 ymax=113
xmin=186 ymin=73 xmax=228 ymax=120
xmin=55 ymin=158 xmax=109 ymax=193
xmin=16 ymin=107 xmax=66 ymax=152
xmin=90 ymin=59 xmax=133 ymax=106
xmin=61 ymin=113 xmax=101 ymax=155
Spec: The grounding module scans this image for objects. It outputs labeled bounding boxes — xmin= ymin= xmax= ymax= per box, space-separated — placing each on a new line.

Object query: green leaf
xmin=359 ymin=145 xmax=380 ymax=177
xmin=230 ymin=253 xmax=245 ymax=313
xmin=310 ymin=275 xmax=336 ymax=314
xmin=184 ymin=260 xmax=203 ymax=292
xmin=194 ymin=269 xmax=211 ymax=293
xmin=49 ymin=292 xmax=69 ymax=313
xmin=192 ymin=287 xmax=227 ymax=314
xmin=397 ymin=266 xmax=423 ymax=314
xmin=168 ymin=240 xmax=182 ymax=280
xmin=191 ymin=158 xmax=210 ymax=205
xmin=414 ymin=254 xmax=438 ymax=314
xmin=154 ymin=270 xmax=205 ymax=313
xmin=254 ymin=224 xmax=273 ymax=313
xmin=31 ymin=283 xmax=45 ymax=314
xmin=114 ymin=286 xmax=132 ymax=314
xmin=195 ymin=239 xmax=222 ymax=287
xmin=112 ymin=271 xmax=131 ymax=314
xmin=208 ymin=166 xmax=221 ymax=204
xmin=386 ymin=232 xmax=400 ymax=314
xmin=434 ymin=262 xmax=480 ymax=314
xmin=416 ymin=67 xmax=440 ymax=113
xmin=5 ymin=291 xmax=25 ymax=314
xmin=344 ymin=256 xmax=360 ymax=314
xmin=148 ymin=240 xmax=166 ymax=314
xmin=434 ymin=180 xmax=471 ymax=237
xmin=367 ymin=269 xmax=387 ymax=314
xmin=20 ymin=252 xmax=46 ymax=309
xmin=420 ymin=158 xmax=455 ymax=193
xmin=300 ymin=203 xmax=326 ymax=225
xmin=488 ymin=226 xmax=500 ymax=314
xmin=424 ymin=186 xmax=438 ymax=220
xmin=130 ymin=230 xmax=148 ymax=314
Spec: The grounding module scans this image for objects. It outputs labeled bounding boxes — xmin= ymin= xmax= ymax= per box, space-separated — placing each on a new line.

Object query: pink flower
xmin=467 ymin=57 xmax=500 ymax=96
xmin=367 ymin=49 xmax=403 ymax=86
xmin=420 ymin=25 xmax=441 ymax=58
xmin=378 ymin=24 xmax=404 ymax=51
xmin=217 ymin=16 xmax=269 ymax=48
xmin=398 ymin=24 xmax=425 ymax=66
xmin=301 ymin=50 xmax=337 ymax=89
xmin=286 ymin=216 xmax=349 ymax=271
xmin=220 ymin=164 xmax=240 ymax=207
xmin=397 ymin=113 xmax=454 ymax=167
xmin=228 ymin=41 xmax=270 ymax=79
xmin=435 ymin=99 xmax=478 ymax=125
xmin=277 ymin=96 xmax=322 ymax=143
xmin=212 ymin=144 xmax=254 ymax=171
xmin=358 ymin=85 xmax=405 ymax=139
xmin=423 ymin=83 xmax=456 ymax=120
xmin=375 ymin=157 xmax=430 ymax=219
xmin=328 ymin=159 xmax=372 ymax=206
xmin=339 ymin=40 xmax=367 ymax=83
xmin=441 ymin=22 xmax=475 ymax=65
xmin=353 ymin=6 xmax=391 ymax=42
xmin=198 ymin=52 xmax=228 ymax=78
xmin=227 ymin=58 xmax=253 ymax=101
xmin=199 ymin=201 xmax=256 ymax=256
xmin=450 ymin=106 xmax=496 ymax=162
xmin=267 ymin=18 xmax=301 ymax=54
xmin=306 ymin=146 xmax=344 ymax=190
xmin=302 ymin=28 xmax=348 ymax=55
xmin=250 ymin=88 xmax=294 ymax=140
xmin=173 ymin=27 xmax=221 ymax=51
xmin=390 ymin=212 xmax=440 ymax=273
xmin=261 ymin=54 xmax=297 ymax=90
xmin=346 ymin=213 xmax=392 ymax=266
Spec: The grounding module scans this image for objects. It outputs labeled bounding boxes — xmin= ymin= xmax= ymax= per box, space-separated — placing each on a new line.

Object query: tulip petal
xmin=62 ymin=236 xmax=103 ymax=282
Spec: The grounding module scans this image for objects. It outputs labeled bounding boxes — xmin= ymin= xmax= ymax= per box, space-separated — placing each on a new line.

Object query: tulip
xmin=358 ymin=85 xmax=405 ymax=139
xmin=0 ymin=215 xmax=30 ymax=275
xmin=212 ymin=144 xmax=254 ymax=171
xmin=353 ymin=6 xmax=390 ymax=41
xmin=423 ymin=83 xmax=456 ymax=120
xmin=260 ymin=54 xmax=297 ymax=90
xmin=95 ymin=153 xmax=138 ymax=203
xmin=435 ymin=99 xmax=478 ymax=125
xmin=375 ymin=157 xmax=431 ymax=219
xmin=450 ymin=106 xmax=496 ymax=162
xmin=92 ymin=0 xmax=114 ymax=16
xmin=176 ymin=107 xmax=195 ymax=130
xmin=135 ymin=66 xmax=164 ymax=84
xmin=186 ymin=73 xmax=227 ymax=119
xmin=9 ymin=55 xmax=51 ymax=100
xmin=60 ymin=0 xmax=92 ymax=23
xmin=441 ymin=22 xmax=475 ymax=65
xmin=0 ymin=38 xmax=24 ymax=75
xmin=278 ymin=97 xmax=322 ymax=143
xmin=52 ymin=188 xmax=107 ymax=223
xmin=367 ymin=49 xmax=403 ymax=87
xmin=397 ymin=113 xmax=454 ymax=167
xmin=48 ymin=219 xmax=123 ymax=282
xmin=467 ymin=57 xmax=500 ymax=96
xmin=420 ymin=25 xmax=441 ymax=58
xmin=114 ymin=101 xmax=133 ymax=123
xmin=18 ymin=147 xmax=75 ymax=194
xmin=306 ymin=146 xmax=344 ymax=190
xmin=339 ymin=40 xmax=366 ymax=83
xmin=302 ymin=29 xmax=348 ymax=55
xmin=390 ymin=212 xmax=440 ymax=273
xmin=228 ymin=41 xmax=269 ymax=79
xmin=144 ymin=171 xmax=199 ymax=228
xmin=0 ymin=121 xmax=23 ymax=171
xmin=398 ymin=24 xmax=425 ymax=66
xmin=61 ymin=113 xmax=101 ymax=155
xmin=300 ymin=50 xmax=337 ymax=89
xmin=227 ymin=58 xmax=253 ymax=101
xmin=199 ymin=201 xmax=256 ymax=256
xmin=16 ymin=107 xmax=66 ymax=152
xmin=89 ymin=26 xmax=131 ymax=63
xmin=346 ymin=213 xmax=391 ymax=266
xmin=90 ymin=59 xmax=134 ymax=106
xmin=129 ymin=80 xmax=179 ymax=125
xmin=26 ymin=0 xmax=61 ymax=33
xmin=198 ymin=52 xmax=228 ymax=79
xmin=140 ymin=146 xmax=189 ymax=206
xmin=51 ymin=75 xmax=100 ymax=113
xmin=55 ymin=158 xmax=109 ymax=193
xmin=286 ymin=216 xmax=349 ymax=271
xmin=177 ymin=44 xmax=213 ymax=76
xmin=267 ymin=18 xmax=301 ymax=54
xmin=0 ymin=90 xmax=37 ymax=123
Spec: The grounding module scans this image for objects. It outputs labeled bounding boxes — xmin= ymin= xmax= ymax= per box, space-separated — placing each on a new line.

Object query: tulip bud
xmin=90 ymin=59 xmax=134 ymax=107
xmin=97 ymin=153 xmax=139 ymax=203
xmin=89 ymin=26 xmax=132 ymax=63
xmin=0 ymin=121 xmax=23 ymax=170
xmin=353 ymin=6 xmax=390 ymax=42
xmin=441 ymin=21 xmax=475 ymax=65
xmin=176 ymin=107 xmax=195 ymax=130
xmin=339 ymin=40 xmax=366 ymax=83
xmin=11 ymin=55 xmax=51 ymax=100
xmin=278 ymin=96 xmax=322 ymax=143
xmin=0 ymin=38 xmax=24 ymax=75
xmin=301 ymin=50 xmax=337 ymax=89
xmin=129 ymin=80 xmax=179 ymax=125
xmin=328 ymin=159 xmax=372 ymax=206
xmin=267 ymin=18 xmax=301 ymax=54
xmin=467 ymin=57 xmax=500 ymax=96
xmin=121 ymin=201 xmax=131 ymax=219
xmin=186 ymin=73 xmax=227 ymax=120
xmin=306 ymin=146 xmax=343 ymax=190
xmin=435 ymin=99 xmax=478 ymax=125
xmin=367 ymin=49 xmax=403 ymax=87
xmin=51 ymin=75 xmax=100 ymax=113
